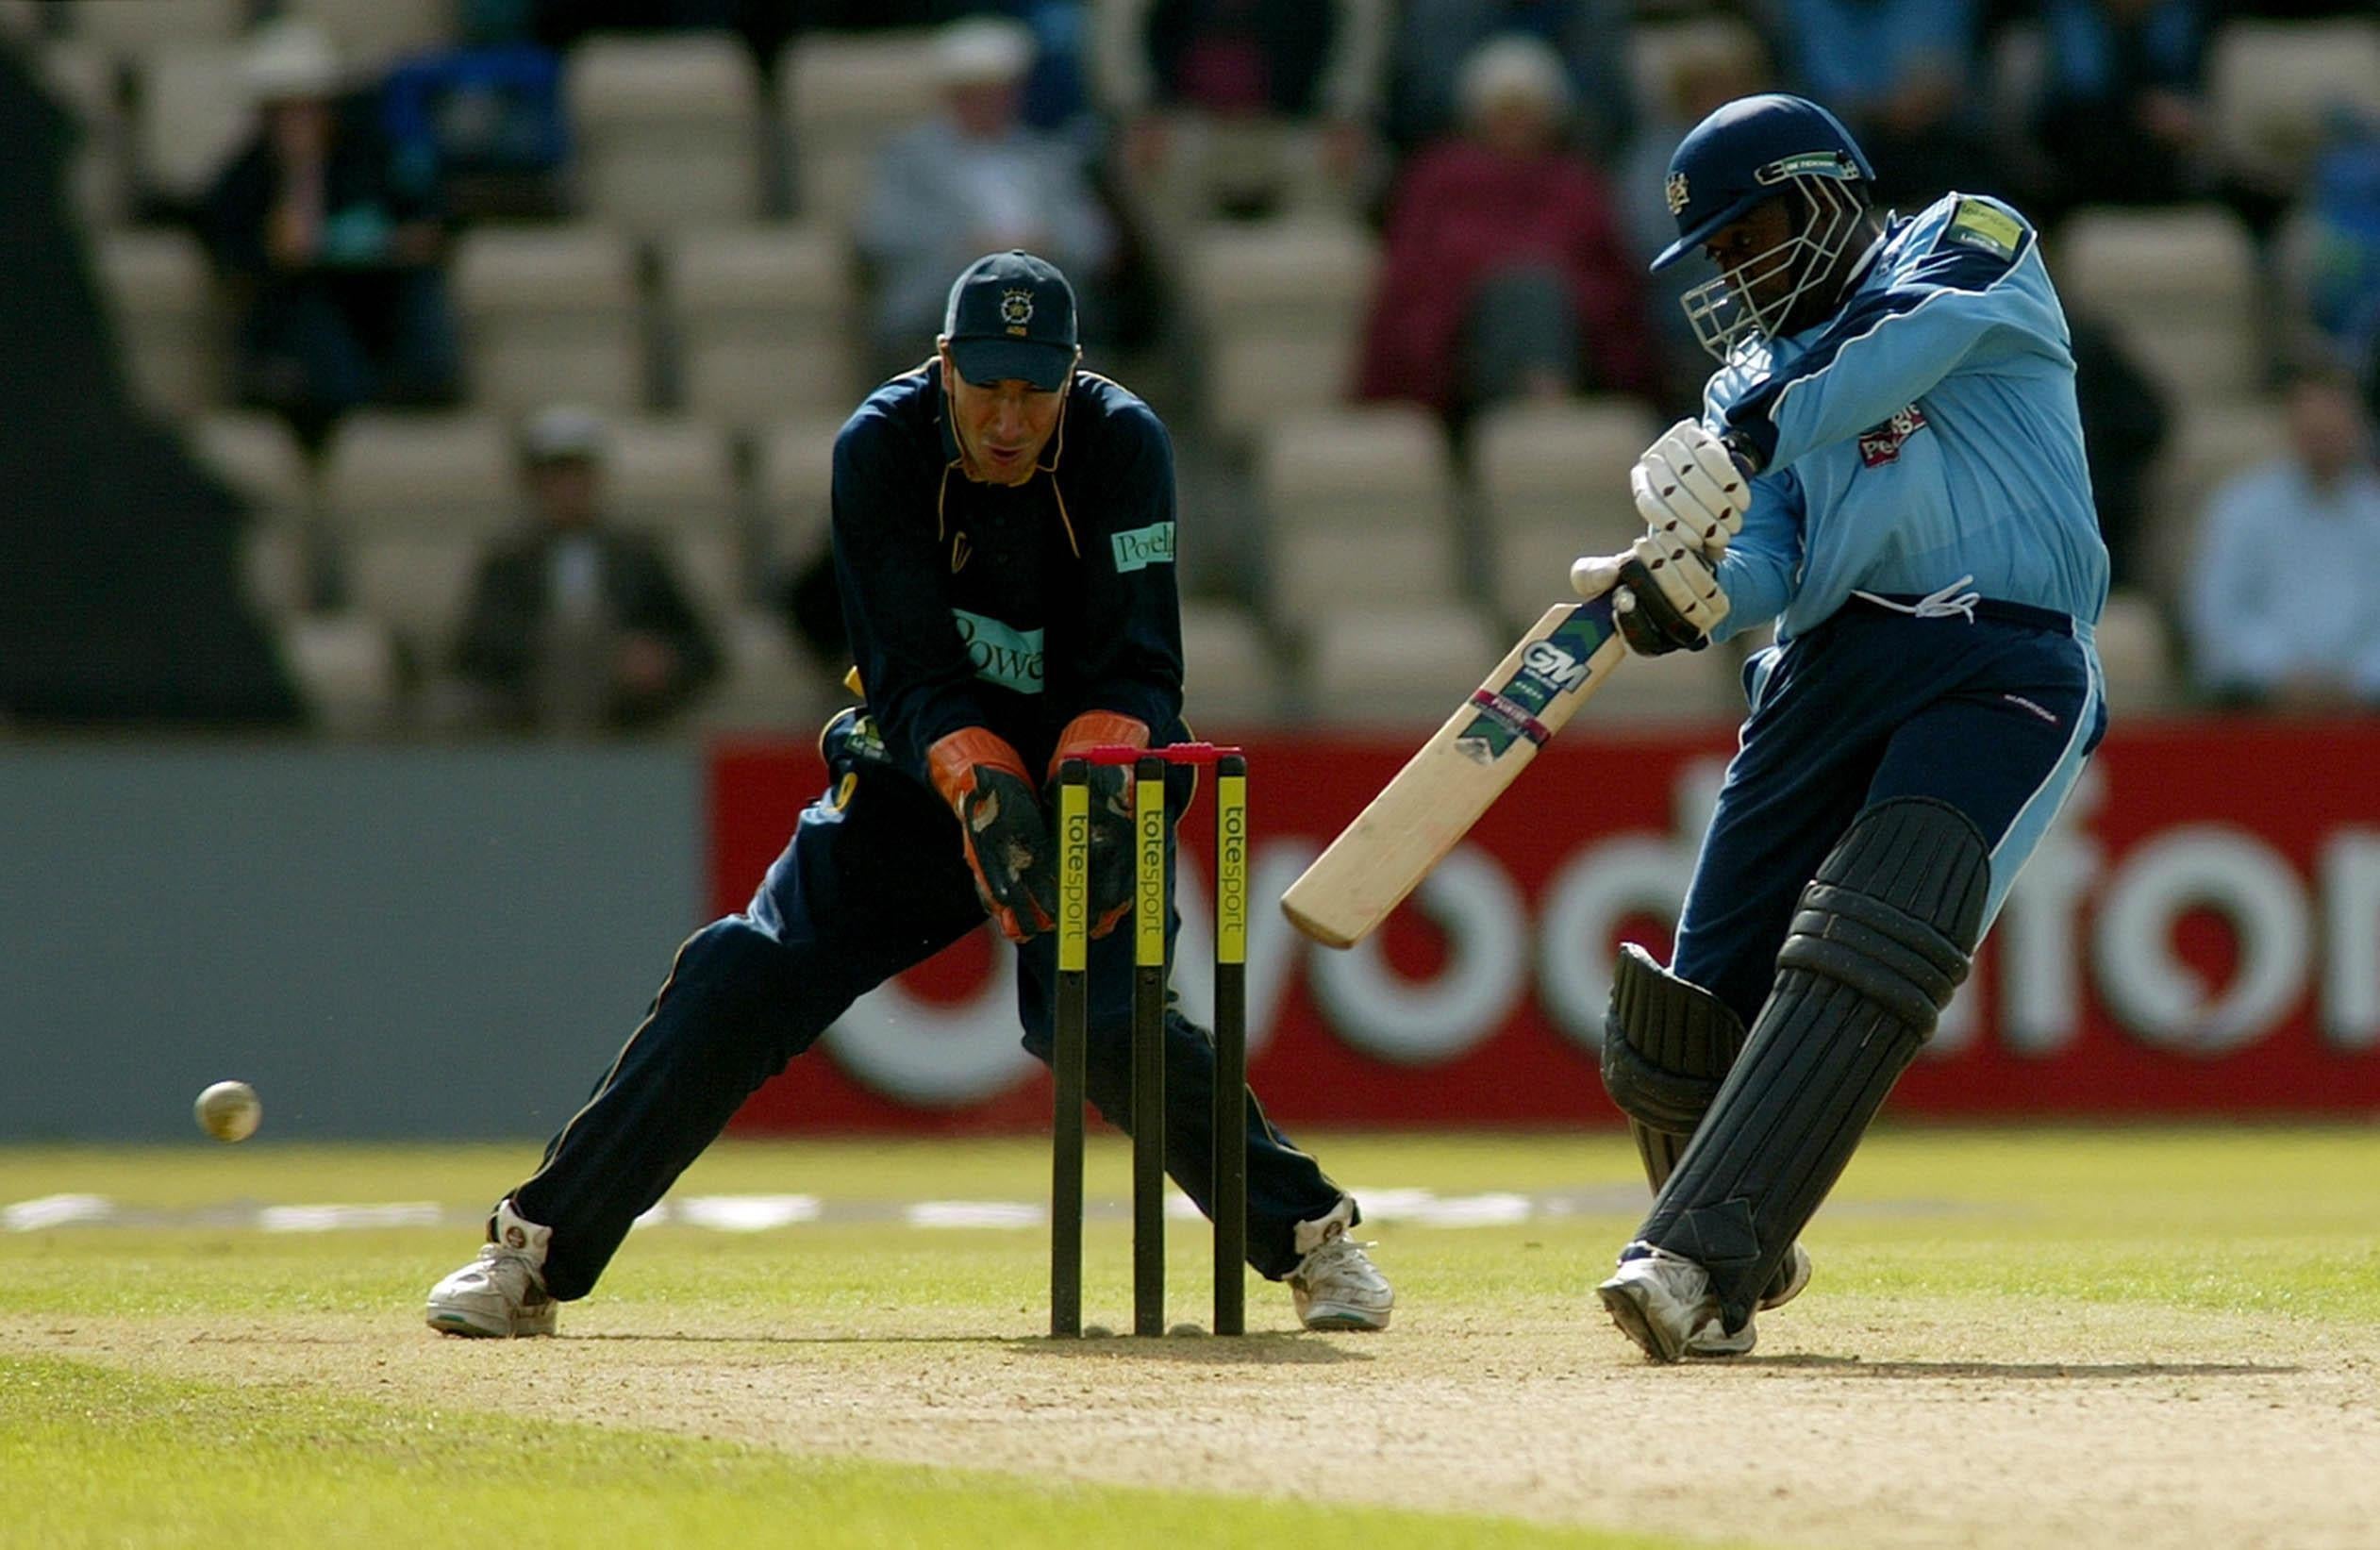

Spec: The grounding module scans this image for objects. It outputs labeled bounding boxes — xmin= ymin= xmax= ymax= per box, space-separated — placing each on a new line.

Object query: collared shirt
xmin=1704 ymin=192 xmax=2110 ymax=647
xmin=831 ymin=359 xmax=1186 ymax=784
xmin=2187 ymin=458 xmax=2380 ymax=696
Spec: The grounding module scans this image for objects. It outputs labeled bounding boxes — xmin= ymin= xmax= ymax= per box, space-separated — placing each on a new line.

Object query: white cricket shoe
xmin=1288 ymin=1197 xmax=1393 ymax=1331
xmin=425 ymin=1200 xmax=557 ymax=1338
xmin=1597 ymin=1242 xmax=1721 ymax=1363
xmin=1681 ymin=1241 xmax=1813 ymax=1359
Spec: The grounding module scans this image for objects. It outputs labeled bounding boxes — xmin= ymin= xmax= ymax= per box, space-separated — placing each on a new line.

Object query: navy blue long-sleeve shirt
xmin=831 ymin=359 xmax=1188 ymax=786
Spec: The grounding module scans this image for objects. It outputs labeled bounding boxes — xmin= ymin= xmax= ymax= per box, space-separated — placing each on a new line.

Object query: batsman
xmin=1574 ymin=96 xmax=2108 ymax=1359
xmin=425 ymin=252 xmax=1390 ymax=1338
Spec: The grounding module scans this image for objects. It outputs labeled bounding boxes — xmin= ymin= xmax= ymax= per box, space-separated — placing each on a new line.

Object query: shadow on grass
xmin=1741 ymin=1355 xmax=2298 ymax=1379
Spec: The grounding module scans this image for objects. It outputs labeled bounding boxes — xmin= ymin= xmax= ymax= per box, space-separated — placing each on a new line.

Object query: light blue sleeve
xmin=1711 ymin=469 xmax=1804 ymax=643
xmin=1724 ymin=206 xmax=2064 ymax=474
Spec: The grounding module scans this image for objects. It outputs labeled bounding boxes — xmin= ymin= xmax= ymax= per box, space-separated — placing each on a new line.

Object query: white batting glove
xmin=1572 ymin=528 xmax=1729 ymax=657
xmin=1631 ymin=419 xmax=1752 ymax=557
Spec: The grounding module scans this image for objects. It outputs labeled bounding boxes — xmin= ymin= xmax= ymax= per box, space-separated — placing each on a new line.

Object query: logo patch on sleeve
xmin=1940 ymin=197 xmax=2024 ymax=261
xmin=1857 ymin=403 xmax=1929 ymax=466
xmin=1109 ymin=521 xmax=1175 ymax=574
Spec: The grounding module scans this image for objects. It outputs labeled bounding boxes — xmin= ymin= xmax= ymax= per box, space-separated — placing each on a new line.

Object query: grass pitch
xmin=4 ymin=1127 xmax=2378 ymax=1549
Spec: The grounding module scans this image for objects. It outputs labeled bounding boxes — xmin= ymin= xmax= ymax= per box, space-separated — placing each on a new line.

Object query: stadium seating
xmin=1180 ymin=599 xmax=1283 ymax=729
xmin=2209 ymin=19 xmax=2380 ymax=192
xmin=190 ymin=412 xmax=317 ymax=617
xmin=1304 ymin=604 xmax=1502 ymax=727
xmin=566 ymin=34 xmax=764 ymax=235
xmin=39 ymin=40 xmax=129 ymax=228
xmin=279 ymin=0 xmax=453 ymax=72
xmin=92 ymin=227 xmax=218 ymax=415
xmin=452 ymin=225 xmax=643 ymax=413
xmin=664 ymin=225 xmax=859 ymax=424
xmin=1181 ymin=218 xmax=1377 ymax=440
xmin=133 ymin=44 xmax=253 ymax=206
xmin=1471 ymin=397 xmax=1662 ymax=625
xmin=69 ymin=0 xmax=246 ymax=58
xmin=276 ymin=609 xmax=402 ymax=735
xmin=2092 ymin=590 xmax=2182 ymax=715
xmin=1256 ymin=405 xmax=1457 ymax=619
xmin=754 ymin=414 xmax=848 ymax=575
xmin=323 ymin=411 xmax=516 ymax=655
xmin=778 ymin=30 xmax=940 ymax=229
xmin=2057 ymin=205 xmax=2264 ymax=410
xmin=594 ymin=416 xmax=744 ymax=623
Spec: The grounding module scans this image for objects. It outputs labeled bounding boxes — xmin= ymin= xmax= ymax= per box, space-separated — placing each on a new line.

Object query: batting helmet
xmin=1653 ymin=93 xmax=1874 ymax=273
xmin=1654 ymin=93 xmax=1877 ymax=360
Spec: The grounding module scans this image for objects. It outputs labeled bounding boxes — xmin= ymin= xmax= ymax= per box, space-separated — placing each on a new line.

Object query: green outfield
xmin=5 ymin=1127 xmax=2378 ymax=1549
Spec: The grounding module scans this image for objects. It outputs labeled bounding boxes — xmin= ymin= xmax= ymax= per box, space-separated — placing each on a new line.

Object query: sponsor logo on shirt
xmin=1941 ymin=197 xmax=2025 ymax=261
xmin=1858 ymin=403 xmax=1929 ymax=467
xmin=1110 ymin=521 xmax=1176 ymax=574
xmin=950 ymin=608 xmax=1044 ymax=694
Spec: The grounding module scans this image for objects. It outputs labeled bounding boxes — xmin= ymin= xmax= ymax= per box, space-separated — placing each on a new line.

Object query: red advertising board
xmin=714 ymin=718 xmax=2380 ymax=1131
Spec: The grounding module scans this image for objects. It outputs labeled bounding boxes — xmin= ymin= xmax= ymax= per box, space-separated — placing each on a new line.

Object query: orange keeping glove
xmin=928 ymin=728 xmax=1057 ymax=942
xmin=1046 ymin=712 xmax=1149 ymax=939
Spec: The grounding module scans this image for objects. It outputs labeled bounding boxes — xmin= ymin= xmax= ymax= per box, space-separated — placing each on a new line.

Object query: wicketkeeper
xmin=426 ymin=252 xmax=1391 ymax=1338
xmin=1573 ymin=96 xmax=2109 ymax=1358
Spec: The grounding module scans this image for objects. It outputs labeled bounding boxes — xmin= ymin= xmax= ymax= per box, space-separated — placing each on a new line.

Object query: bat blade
xmin=1281 ymin=597 xmax=1624 ymax=948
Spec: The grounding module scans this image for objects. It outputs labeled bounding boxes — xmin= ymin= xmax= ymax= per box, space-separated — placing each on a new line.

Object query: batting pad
xmin=1600 ymin=943 xmax=1747 ymax=1192
xmin=1637 ymin=797 xmax=1989 ymax=1329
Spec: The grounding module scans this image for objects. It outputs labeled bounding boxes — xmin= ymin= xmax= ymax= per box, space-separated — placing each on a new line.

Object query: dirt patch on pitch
xmin=9 ymin=1296 xmax=2378 ymax=1549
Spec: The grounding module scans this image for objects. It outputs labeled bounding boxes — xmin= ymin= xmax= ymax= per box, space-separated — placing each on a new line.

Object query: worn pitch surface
xmin=5 ymin=1130 xmax=2376 ymax=1549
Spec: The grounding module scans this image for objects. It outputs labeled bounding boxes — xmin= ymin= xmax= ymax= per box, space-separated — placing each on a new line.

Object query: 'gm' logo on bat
xmin=1520 ymin=641 xmax=1587 ymax=693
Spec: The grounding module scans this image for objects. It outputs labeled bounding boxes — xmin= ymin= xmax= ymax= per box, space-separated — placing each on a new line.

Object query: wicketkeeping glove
xmin=1631 ymin=419 xmax=1754 ymax=557
xmin=1047 ymin=711 xmax=1150 ymax=939
xmin=928 ymin=728 xmax=1057 ymax=942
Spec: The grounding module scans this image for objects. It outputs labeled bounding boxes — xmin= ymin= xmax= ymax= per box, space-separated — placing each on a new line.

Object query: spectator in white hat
xmin=199 ymin=20 xmax=460 ymax=448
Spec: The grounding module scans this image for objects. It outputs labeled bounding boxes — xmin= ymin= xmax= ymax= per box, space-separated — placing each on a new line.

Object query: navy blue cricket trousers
xmin=512 ymin=746 xmax=1343 ymax=1301
xmin=1671 ymin=599 xmax=2108 ymax=1028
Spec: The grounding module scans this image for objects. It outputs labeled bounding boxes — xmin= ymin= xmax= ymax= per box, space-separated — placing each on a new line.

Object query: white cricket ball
xmin=194 ymin=1080 xmax=261 ymax=1143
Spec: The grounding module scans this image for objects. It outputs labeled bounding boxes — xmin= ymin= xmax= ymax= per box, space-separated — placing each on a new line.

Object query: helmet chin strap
xmin=1679 ymin=178 xmax=1870 ymax=362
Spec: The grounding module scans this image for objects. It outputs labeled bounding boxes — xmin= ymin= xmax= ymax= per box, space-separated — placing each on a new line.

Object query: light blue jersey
xmin=1703 ymin=192 xmax=2110 ymax=646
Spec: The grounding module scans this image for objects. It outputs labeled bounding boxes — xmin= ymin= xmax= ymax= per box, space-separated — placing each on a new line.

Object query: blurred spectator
xmin=1386 ymin=0 xmax=1636 ymax=160
xmin=856 ymin=17 xmax=1114 ymax=381
xmin=1617 ymin=22 xmax=1774 ymax=408
xmin=2068 ymin=310 xmax=2170 ymax=592
xmin=201 ymin=22 xmax=461 ymax=451
xmin=2027 ymin=0 xmax=2211 ymax=230
xmin=2277 ymin=110 xmax=2380 ymax=419
xmin=453 ymin=407 xmax=722 ymax=732
xmin=1356 ymin=36 xmax=1653 ymax=425
xmin=1777 ymin=0 xmax=1993 ymax=209
xmin=2186 ymin=368 xmax=2380 ymax=709
xmin=1092 ymin=0 xmax=1387 ymax=220
xmin=383 ymin=0 xmax=570 ymax=221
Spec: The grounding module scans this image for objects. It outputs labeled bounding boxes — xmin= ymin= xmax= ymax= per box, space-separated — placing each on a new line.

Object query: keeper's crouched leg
xmin=1636 ymin=796 xmax=1989 ymax=1332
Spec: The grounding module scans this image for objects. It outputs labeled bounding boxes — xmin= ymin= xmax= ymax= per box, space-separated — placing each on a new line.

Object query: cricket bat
xmin=1281 ymin=593 xmax=1624 ymax=949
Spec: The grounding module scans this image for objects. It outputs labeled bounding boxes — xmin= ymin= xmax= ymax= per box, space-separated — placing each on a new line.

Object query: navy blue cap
xmin=1652 ymin=93 xmax=1874 ymax=271
xmin=942 ymin=251 xmax=1077 ymax=391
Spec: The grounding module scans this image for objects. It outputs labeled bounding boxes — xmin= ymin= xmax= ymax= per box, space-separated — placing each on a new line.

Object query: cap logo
xmin=1756 ymin=150 xmax=1859 ymax=185
xmin=999 ymin=288 xmax=1034 ymax=336
xmin=1665 ymin=172 xmax=1689 ymax=215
